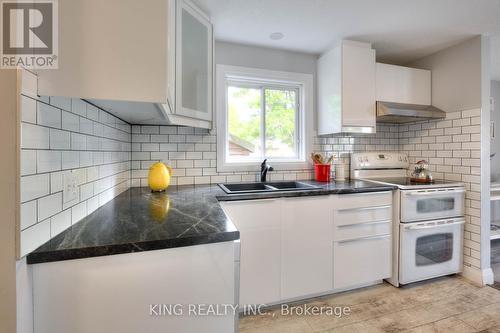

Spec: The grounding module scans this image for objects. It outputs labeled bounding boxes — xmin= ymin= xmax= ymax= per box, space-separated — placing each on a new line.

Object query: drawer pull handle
xmin=336 ymin=205 xmax=392 ymax=212
xmin=337 ymin=219 xmax=391 ymax=228
xmin=336 ymin=234 xmax=390 ymax=244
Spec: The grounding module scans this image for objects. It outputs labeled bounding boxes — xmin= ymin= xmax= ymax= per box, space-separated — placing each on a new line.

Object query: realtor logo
xmin=1 ymin=0 xmax=58 ymax=68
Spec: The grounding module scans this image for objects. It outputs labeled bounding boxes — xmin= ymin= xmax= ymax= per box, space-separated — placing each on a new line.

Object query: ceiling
xmin=194 ymin=0 xmax=500 ymax=75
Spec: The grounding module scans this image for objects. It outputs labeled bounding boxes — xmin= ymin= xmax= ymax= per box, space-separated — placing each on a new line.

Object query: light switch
xmin=63 ymin=172 xmax=78 ymax=204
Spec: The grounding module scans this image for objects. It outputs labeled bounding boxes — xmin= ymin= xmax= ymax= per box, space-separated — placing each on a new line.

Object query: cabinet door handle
xmin=405 ymin=188 xmax=465 ymax=196
xmin=337 ymin=219 xmax=391 ymax=228
xmin=336 ymin=205 xmax=392 ymax=212
xmin=336 ymin=234 xmax=390 ymax=244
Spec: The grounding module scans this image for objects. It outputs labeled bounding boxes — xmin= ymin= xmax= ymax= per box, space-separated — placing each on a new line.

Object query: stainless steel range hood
xmin=376 ymin=101 xmax=446 ymax=123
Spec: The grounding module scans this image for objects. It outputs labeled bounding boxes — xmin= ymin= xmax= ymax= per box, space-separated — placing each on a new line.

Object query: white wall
xmin=215 ymin=41 xmax=317 ymax=75
xmin=409 ymin=36 xmax=482 ymax=112
xmin=491 ymin=80 xmax=500 ymax=181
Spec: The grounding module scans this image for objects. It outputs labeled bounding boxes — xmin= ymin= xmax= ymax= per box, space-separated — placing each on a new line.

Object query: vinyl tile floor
xmin=239 ymin=276 xmax=500 ymax=332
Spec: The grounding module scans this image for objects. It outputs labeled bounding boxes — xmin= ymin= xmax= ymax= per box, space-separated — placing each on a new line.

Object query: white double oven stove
xmin=351 ymin=152 xmax=465 ymax=286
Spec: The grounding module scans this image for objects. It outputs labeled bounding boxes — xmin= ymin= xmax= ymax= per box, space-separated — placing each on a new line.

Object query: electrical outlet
xmin=63 ymin=172 xmax=78 ymax=204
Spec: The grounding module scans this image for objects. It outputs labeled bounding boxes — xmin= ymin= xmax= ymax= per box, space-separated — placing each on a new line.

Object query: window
xmin=216 ymin=65 xmax=313 ymax=172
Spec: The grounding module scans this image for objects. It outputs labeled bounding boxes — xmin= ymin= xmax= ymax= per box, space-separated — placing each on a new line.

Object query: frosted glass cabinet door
xmin=175 ymin=0 xmax=213 ymax=121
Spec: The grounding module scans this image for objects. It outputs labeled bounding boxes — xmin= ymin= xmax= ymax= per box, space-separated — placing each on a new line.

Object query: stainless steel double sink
xmin=218 ymin=181 xmax=321 ymax=194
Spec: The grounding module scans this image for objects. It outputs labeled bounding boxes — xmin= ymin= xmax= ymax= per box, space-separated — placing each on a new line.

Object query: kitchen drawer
xmin=333 ymin=205 xmax=392 ymax=227
xmin=334 ymin=220 xmax=391 ymax=241
xmin=332 ymin=191 xmax=392 ymax=210
xmin=333 ymin=234 xmax=391 ymax=290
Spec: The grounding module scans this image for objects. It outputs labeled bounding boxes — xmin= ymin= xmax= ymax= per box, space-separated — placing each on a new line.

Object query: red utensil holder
xmin=314 ymin=164 xmax=331 ymax=182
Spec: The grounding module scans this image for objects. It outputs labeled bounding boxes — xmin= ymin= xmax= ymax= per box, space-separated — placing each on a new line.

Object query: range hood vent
xmin=376 ymin=101 xmax=446 ymax=124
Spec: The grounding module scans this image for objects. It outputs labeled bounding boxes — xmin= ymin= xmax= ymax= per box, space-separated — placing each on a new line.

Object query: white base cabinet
xmin=32 ymin=242 xmax=238 ymax=333
xmin=220 ymin=191 xmax=393 ymax=306
xmin=333 ymin=192 xmax=392 ymax=290
xmin=221 ymin=199 xmax=281 ymax=307
xmin=281 ymin=196 xmax=333 ymax=299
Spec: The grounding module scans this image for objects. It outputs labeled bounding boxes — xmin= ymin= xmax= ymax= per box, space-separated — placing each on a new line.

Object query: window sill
xmin=217 ymin=160 xmax=312 ymax=173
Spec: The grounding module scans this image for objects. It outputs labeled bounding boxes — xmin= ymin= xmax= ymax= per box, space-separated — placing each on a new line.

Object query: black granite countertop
xmin=27 ymin=180 xmax=395 ymax=264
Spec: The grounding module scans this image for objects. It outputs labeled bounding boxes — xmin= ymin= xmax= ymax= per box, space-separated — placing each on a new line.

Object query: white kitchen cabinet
xmin=376 ymin=63 xmax=431 ymax=105
xmin=32 ymin=242 xmax=238 ymax=333
xmin=37 ymin=0 xmax=213 ymax=128
xmin=333 ymin=235 xmax=391 ymax=290
xmin=175 ymin=0 xmax=213 ymax=122
xmin=281 ymin=196 xmax=333 ymax=299
xmin=332 ymin=192 xmax=392 ymax=290
xmin=221 ymin=191 xmax=393 ymax=305
xmin=220 ymin=199 xmax=281 ymax=306
xmin=317 ymin=40 xmax=376 ymax=135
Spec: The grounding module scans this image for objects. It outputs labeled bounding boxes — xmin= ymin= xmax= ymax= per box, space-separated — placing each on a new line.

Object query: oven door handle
xmin=404 ymin=219 xmax=465 ymax=230
xmin=405 ymin=189 xmax=465 ymax=196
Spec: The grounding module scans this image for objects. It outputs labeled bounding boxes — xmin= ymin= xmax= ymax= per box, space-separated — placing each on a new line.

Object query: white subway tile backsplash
xmin=141 ymin=125 xmax=159 ymax=134
xmin=87 ymin=196 xmax=99 ymax=214
xmin=51 ymin=209 xmax=72 ymax=237
xmin=20 ymin=201 xmax=37 ymax=230
xmin=79 ymin=151 xmax=93 ymax=167
xmin=21 ymin=123 xmax=49 ymax=149
xmin=50 ymin=171 xmax=63 ymax=193
xmin=142 ymin=143 xmax=159 ymax=151
xmin=21 ymin=96 xmax=37 ymax=123
xmin=37 ymin=150 xmax=61 ymax=173
xmin=50 ymin=128 xmax=71 ymax=150
xmin=21 ymin=174 xmax=50 ymax=202
xmin=80 ymin=183 xmax=94 ymax=201
xmin=50 ymin=96 xmax=71 ymax=111
xmin=151 ymin=134 xmax=170 ymax=143
xmin=86 ymin=105 xmax=100 ymax=121
xmin=62 ymin=111 xmax=79 ymax=132
xmin=160 ymin=126 xmax=177 ymax=134
xmin=37 ymin=102 xmax=61 ymax=128
xmin=71 ymin=98 xmax=87 ymax=117
xmin=62 ymin=151 xmax=80 ymax=169
xmin=20 ymin=219 xmax=50 ymax=257
xmin=159 ymin=143 xmax=177 ymax=151
xmin=20 ymin=96 xmax=132 ymax=257
xmin=93 ymin=122 xmax=104 ymax=136
xmin=71 ymin=133 xmax=87 ymax=150
xmin=80 ymin=117 xmax=94 ymax=135
xmin=37 ymin=192 xmax=62 ymax=221
xmin=21 ymin=150 xmax=36 ymax=176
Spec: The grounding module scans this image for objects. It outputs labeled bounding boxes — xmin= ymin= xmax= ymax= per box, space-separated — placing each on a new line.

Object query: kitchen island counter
xmin=27 ymin=180 xmax=395 ymax=264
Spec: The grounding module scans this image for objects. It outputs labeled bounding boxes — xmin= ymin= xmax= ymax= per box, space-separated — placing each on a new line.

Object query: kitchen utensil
xmin=410 ymin=160 xmax=433 ymax=183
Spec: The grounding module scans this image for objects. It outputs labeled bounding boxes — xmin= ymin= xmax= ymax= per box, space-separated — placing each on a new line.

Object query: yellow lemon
xmin=148 ymin=162 xmax=172 ymax=192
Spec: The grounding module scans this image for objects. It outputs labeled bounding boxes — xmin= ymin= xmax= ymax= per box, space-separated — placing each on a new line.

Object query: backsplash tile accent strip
xmin=20 ymin=95 xmax=131 ymax=257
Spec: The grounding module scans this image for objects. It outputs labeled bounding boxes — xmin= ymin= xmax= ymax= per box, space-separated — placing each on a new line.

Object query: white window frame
xmin=216 ymin=64 xmax=313 ymax=173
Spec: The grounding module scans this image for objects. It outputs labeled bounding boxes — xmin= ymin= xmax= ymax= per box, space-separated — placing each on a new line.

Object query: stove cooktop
xmin=363 ymin=177 xmax=464 ymax=189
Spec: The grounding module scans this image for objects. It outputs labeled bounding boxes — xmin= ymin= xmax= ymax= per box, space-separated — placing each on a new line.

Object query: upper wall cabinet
xmin=376 ymin=63 xmax=431 ymax=105
xmin=37 ymin=0 xmax=213 ymax=128
xmin=317 ymin=40 xmax=376 ymax=135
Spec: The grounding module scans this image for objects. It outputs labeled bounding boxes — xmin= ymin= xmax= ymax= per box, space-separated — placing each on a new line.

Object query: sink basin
xmin=218 ymin=181 xmax=321 ymax=194
xmin=266 ymin=181 xmax=317 ymax=190
xmin=219 ymin=183 xmax=273 ymax=193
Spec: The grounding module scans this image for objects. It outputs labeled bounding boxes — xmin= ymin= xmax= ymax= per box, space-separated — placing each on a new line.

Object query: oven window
xmin=415 ymin=233 xmax=453 ymax=266
xmin=416 ymin=198 xmax=455 ymax=213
